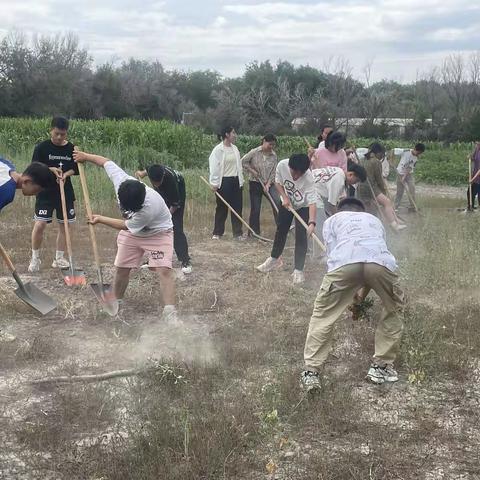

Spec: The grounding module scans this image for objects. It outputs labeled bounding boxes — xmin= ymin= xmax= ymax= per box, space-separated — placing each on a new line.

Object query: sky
xmin=1 ymin=0 xmax=479 ymax=83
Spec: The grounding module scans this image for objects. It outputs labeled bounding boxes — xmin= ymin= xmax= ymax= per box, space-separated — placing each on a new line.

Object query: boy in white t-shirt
xmin=394 ymin=143 xmax=425 ymax=210
xmin=300 ymin=197 xmax=405 ymax=391
xmin=73 ymin=150 xmax=176 ymax=321
xmin=257 ymin=154 xmax=317 ymax=285
xmin=311 ymin=163 xmax=367 ymax=243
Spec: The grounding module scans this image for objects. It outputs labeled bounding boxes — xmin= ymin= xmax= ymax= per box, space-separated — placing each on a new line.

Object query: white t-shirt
xmin=323 ymin=211 xmax=397 ymax=273
xmin=223 ymin=146 xmax=238 ymax=177
xmin=275 ymin=159 xmax=316 ymax=209
xmin=312 ymin=167 xmax=346 ymax=207
xmin=104 ymin=161 xmax=172 ymax=236
xmin=397 ymin=150 xmax=417 ymax=175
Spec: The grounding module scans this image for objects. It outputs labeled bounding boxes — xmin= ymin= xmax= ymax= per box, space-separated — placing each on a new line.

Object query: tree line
xmin=1 ymin=32 xmax=479 ymax=141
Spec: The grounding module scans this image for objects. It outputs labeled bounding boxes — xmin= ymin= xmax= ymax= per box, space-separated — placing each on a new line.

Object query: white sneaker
xmin=292 ymin=269 xmax=305 ymax=285
xmin=181 ymin=262 xmax=192 ymax=274
xmin=300 ymin=370 xmax=321 ymax=392
xmin=0 ymin=330 xmax=16 ymax=342
xmin=161 ymin=306 xmax=180 ymax=325
xmin=391 ymin=222 xmax=407 ymax=232
xmin=366 ymin=363 xmax=399 ymax=384
xmin=28 ymin=257 xmax=41 ymax=273
xmin=52 ymin=258 xmax=70 ymax=269
xmin=256 ymin=256 xmax=283 ymax=273
xmin=212 ymin=235 xmax=221 ymax=240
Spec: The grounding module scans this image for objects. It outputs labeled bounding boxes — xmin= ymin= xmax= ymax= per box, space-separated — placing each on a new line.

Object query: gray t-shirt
xmin=104 ymin=161 xmax=173 ymax=236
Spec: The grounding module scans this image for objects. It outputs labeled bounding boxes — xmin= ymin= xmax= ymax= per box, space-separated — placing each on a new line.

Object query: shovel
xmin=78 ymin=162 xmax=118 ymax=316
xmin=58 ymin=177 xmax=86 ymax=286
xmin=0 ymin=242 xmax=56 ymax=315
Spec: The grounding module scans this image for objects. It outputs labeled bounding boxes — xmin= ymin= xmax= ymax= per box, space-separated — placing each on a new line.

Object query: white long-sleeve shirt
xmin=208 ymin=142 xmax=244 ymax=188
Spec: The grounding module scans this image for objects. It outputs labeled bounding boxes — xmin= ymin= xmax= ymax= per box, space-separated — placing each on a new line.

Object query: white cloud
xmin=0 ymin=0 xmax=479 ymax=82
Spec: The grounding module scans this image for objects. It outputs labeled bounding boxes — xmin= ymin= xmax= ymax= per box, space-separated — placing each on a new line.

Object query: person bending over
xmin=73 ymin=150 xmax=177 ymax=321
xmin=257 ymin=154 xmax=316 ymax=285
xmin=0 ymin=157 xmax=55 ymax=214
xmin=301 ymin=197 xmax=404 ymax=391
xmin=136 ymin=165 xmax=192 ymax=274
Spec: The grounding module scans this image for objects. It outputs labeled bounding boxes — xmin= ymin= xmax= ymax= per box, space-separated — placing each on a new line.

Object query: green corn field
xmin=0 ymin=117 xmax=474 ymax=195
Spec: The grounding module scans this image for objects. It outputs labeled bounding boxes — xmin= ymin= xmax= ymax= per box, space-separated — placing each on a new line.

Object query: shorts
xmin=114 ymin=230 xmax=173 ymax=269
xmin=34 ymin=196 xmax=76 ymax=223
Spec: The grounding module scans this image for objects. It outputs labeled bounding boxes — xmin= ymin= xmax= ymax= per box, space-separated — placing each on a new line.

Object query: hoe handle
xmin=0 ymin=242 xmax=16 ymax=273
xmin=78 ymin=162 xmax=101 ymax=268
xmin=59 ymin=178 xmax=74 ymax=259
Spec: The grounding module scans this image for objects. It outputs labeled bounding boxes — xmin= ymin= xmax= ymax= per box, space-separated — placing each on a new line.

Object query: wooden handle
xmin=303 ymin=137 xmax=313 ymax=149
xmin=0 ymin=242 xmax=16 ymax=273
xmin=78 ymin=163 xmax=102 ymax=268
xmin=59 ymin=178 xmax=74 ymax=258
xmin=288 ymin=207 xmax=326 ymax=252
xmin=200 ymin=176 xmax=253 ymax=235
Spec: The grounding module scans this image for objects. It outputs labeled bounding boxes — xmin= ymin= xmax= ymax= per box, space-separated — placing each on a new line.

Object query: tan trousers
xmin=304 ymin=263 xmax=404 ymax=371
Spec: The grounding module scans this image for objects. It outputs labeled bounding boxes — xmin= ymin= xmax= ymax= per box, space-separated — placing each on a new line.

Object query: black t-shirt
xmin=32 ymin=140 xmax=78 ymax=203
xmin=153 ymin=167 xmax=186 ymax=209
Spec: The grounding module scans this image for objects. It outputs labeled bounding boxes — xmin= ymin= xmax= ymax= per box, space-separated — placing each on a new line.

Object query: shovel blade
xmin=90 ymin=283 xmax=119 ymax=316
xmin=15 ymin=282 xmax=57 ymax=316
xmin=61 ymin=268 xmax=87 ymax=286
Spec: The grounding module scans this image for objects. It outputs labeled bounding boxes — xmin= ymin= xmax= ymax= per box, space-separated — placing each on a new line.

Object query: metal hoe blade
xmin=61 ymin=267 xmax=87 ymax=286
xmin=90 ymin=283 xmax=119 ymax=316
xmin=15 ymin=282 xmax=57 ymax=316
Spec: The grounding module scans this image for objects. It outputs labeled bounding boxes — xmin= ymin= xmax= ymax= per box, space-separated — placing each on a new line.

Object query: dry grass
xmin=1 ymin=196 xmax=480 ymax=479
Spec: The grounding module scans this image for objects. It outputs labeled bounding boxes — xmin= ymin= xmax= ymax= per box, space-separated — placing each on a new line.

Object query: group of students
xmin=0 ymin=117 xmax=193 ymax=322
xmin=209 ymin=125 xmax=425 ymax=287
xmin=0 ymin=117 xmax=431 ymax=388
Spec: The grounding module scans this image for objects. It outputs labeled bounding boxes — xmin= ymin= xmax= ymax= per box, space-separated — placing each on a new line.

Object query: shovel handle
xmin=59 ymin=178 xmax=74 ymax=259
xmin=0 ymin=242 xmax=16 ymax=273
xmin=287 ymin=206 xmax=326 ymax=252
xmin=78 ymin=162 xmax=102 ymax=268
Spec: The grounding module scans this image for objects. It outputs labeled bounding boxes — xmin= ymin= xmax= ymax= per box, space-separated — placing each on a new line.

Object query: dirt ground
xmin=1 ymin=185 xmax=479 ymax=479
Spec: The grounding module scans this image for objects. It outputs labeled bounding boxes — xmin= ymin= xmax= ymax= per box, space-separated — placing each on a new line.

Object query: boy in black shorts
xmin=28 ymin=116 xmax=78 ymax=272
xmin=135 ymin=165 xmax=192 ymax=274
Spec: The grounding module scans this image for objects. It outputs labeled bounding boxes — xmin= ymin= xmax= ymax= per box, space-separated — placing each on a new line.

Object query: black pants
xmin=467 ymin=183 xmax=480 ymax=209
xmin=271 ymin=206 xmax=309 ymax=270
xmin=213 ymin=177 xmax=243 ymax=237
xmin=248 ymin=181 xmax=281 ymax=234
xmin=172 ymin=204 xmax=190 ymax=264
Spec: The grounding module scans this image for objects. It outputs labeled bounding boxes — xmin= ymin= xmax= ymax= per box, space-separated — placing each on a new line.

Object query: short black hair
xmin=414 ymin=143 xmax=426 ymax=153
xmin=262 ymin=133 xmax=277 ymax=143
xmin=337 ymin=197 xmax=366 ymax=212
xmin=348 ymin=162 xmax=367 ymax=182
xmin=23 ymin=162 xmax=56 ymax=189
xmin=146 ymin=164 xmax=166 ymax=183
xmin=218 ymin=126 xmax=235 ymax=141
xmin=367 ymin=142 xmax=386 ymax=157
xmin=51 ymin=116 xmax=69 ymax=131
xmin=325 ymin=131 xmax=346 ymax=152
xmin=118 ymin=180 xmax=146 ymax=213
xmin=288 ymin=153 xmax=310 ymax=173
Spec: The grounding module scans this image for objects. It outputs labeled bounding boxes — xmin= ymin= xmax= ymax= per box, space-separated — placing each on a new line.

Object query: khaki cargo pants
xmin=304 ymin=263 xmax=404 ymax=372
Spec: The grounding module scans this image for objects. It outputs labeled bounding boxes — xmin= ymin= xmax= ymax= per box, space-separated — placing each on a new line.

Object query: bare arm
xmin=275 ymin=182 xmax=291 ymax=208
xmin=135 ymin=170 xmax=148 ymax=179
xmin=90 ymin=214 xmax=127 ymax=231
xmin=73 ymin=150 xmax=110 ymax=167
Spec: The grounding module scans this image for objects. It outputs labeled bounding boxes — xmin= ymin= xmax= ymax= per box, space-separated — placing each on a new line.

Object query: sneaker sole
xmin=366 ymin=374 xmax=385 ymax=385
